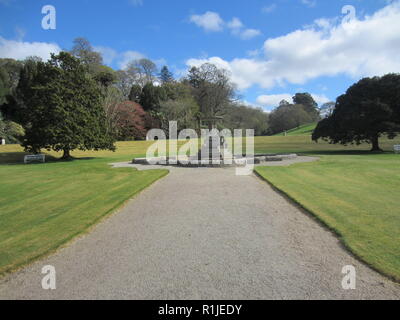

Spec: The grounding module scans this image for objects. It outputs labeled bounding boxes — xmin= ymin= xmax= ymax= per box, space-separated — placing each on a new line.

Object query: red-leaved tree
xmin=114 ymin=101 xmax=148 ymax=140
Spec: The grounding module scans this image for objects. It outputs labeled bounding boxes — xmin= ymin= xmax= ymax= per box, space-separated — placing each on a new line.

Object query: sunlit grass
xmin=256 ymin=153 xmax=400 ymax=281
xmin=0 ymin=145 xmax=168 ymax=275
xmin=1 ymin=135 xmax=400 ymax=278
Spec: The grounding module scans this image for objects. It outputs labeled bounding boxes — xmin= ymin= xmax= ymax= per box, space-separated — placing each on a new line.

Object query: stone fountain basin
xmin=132 ymin=154 xmax=298 ymax=167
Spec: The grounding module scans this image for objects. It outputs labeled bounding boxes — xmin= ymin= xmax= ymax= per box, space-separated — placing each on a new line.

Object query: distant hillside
xmin=274 ymin=123 xmax=317 ymax=136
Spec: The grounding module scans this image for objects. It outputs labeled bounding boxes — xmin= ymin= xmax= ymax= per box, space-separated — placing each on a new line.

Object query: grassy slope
xmin=274 ymin=123 xmax=317 ymax=136
xmin=0 ymin=144 xmax=168 ymax=275
xmin=255 ymin=136 xmax=400 ymax=281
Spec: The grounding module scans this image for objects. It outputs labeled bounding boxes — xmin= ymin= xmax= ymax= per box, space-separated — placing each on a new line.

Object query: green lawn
xmin=274 ymin=123 xmax=317 ymax=136
xmin=256 ymin=152 xmax=400 ymax=281
xmin=0 ymin=148 xmax=168 ymax=275
xmin=1 ymin=135 xmax=400 ymax=280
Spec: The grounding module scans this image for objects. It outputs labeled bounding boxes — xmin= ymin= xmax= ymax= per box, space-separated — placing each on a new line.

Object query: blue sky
xmin=1 ymin=0 xmax=399 ymax=110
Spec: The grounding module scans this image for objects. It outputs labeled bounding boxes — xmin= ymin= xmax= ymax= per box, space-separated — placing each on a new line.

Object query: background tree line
xmin=5 ymin=37 xmax=375 ymax=158
xmin=0 ymin=37 xmax=273 ymax=156
xmin=267 ymin=93 xmax=323 ymax=135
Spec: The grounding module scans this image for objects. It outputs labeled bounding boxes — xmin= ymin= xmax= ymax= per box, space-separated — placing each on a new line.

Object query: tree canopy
xmin=14 ymin=51 xmax=115 ymax=158
xmin=293 ymin=93 xmax=320 ymax=121
xmin=312 ymin=74 xmax=400 ymax=151
xmin=159 ymin=66 xmax=174 ymax=84
xmin=187 ymin=63 xmax=235 ymax=119
xmin=269 ymin=103 xmax=313 ymax=134
xmin=267 ymin=94 xmax=318 ymax=134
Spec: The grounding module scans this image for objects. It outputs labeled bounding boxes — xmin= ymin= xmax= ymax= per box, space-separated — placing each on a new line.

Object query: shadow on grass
xmin=0 ymin=152 xmax=100 ymax=165
xmin=302 ymin=150 xmax=393 ymax=156
xmin=53 ymin=156 xmax=98 ymax=163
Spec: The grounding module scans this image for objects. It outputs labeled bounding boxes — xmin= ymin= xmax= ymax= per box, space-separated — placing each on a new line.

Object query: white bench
xmin=394 ymin=145 xmax=400 ymax=154
xmin=24 ymin=154 xmax=45 ymax=164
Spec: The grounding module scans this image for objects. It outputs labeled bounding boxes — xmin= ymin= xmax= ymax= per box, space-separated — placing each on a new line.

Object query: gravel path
xmin=1 ymin=160 xmax=399 ymax=299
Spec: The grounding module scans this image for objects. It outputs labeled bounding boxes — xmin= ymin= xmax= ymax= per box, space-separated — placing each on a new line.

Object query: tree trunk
xmin=61 ymin=148 xmax=72 ymax=160
xmin=371 ymin=135 xmax=383 ymax=152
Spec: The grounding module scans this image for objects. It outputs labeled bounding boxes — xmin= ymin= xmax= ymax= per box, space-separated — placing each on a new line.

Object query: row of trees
xmin=4 ymin=37 xmax=395 ymax=155
xmin=268 ymin=93 xmax=322 ymax=135
xmin=0 ymin=37 xmax=270 ymax=158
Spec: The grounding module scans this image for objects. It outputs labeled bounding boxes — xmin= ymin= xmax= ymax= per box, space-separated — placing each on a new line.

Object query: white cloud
xmin=310 ymin=93 xmax=330 ymax=105
xmin=256 ymin=93 xmax=330 ymax=107
xmin=118 ymin=50 xmax=146 ymax=69
xmin=190 ymin=12 xmax=261 ymax=39
xmin=256 ymin=94 xmax=293 ymax=107
xmin=0 ymin=36 xmax=60 ymax=61
xmin=227 ymin=17 xmax=244 ymax=30
xmin=247 ymin=49 xmax=260 ymax=57
xmin=93 ymin=46 xmax=147 ymax=69
xmin=187 ymin=2 xmax=400 ymax=90
xmin=189 ymin=11 xmax=224 ymax=32
xmin=94 ymin=46 xmax=118 ymax=65
xmin=239 ymin=28 xmax=262 ymax=40
xmin=0 ymin=37 xmax=160 ymax=73
xmin=227 ymin=18 xmax=262 ymax=40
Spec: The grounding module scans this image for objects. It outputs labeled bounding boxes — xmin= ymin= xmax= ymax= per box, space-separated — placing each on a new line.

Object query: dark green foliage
xmin=128 ymin=84 xmax=142 ymax=103
xmin=70 ymin=37 xmax=103 ymax=71
xmin=15 ymin=51 xmax=115 ymax=158
xmin=159 ymin=66 xmax=174 ymax=84
xmin=0 ymin=58 xmax=24 ymax=110
xmin=139 ymin=82 xmax=167 ymax=112
xmin=0 ymin=112 xmax=24 ymax=143
xmin=268 ymin=104 xmax=313 ymax=134
xmin=293 ymin=93 xmax=320 ymax=121
xmin=0 ymin=67 xmax=9 ymax=106
xmin=313 ymin=74 xmax=400 ymax=151
xmin=223 ymin=104 xmax=269 ymax=136
xmin=187 ymin=64 xmax=235 ymax=118
xmin=0 ymin=58 xmax=23 ymax=91
xmin=93 ymin=65 xmax=117 ymax=87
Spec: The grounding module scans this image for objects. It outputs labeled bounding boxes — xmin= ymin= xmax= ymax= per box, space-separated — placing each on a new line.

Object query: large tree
xmin=312 ymin=74 xmax=400 ymax=151
xmin=187 ymin=63 xmax=235 ymax=120
xmin=268 ymin=103 xmax=313 ymax=134
xmin=15 ymin=52 xmax=115 ymax=158
xmin=70 ymin=37 xmax=103 ymax=71
xmin=159 ymin=97 xmax=200 ymax=132
xmin=224 ymin=103 xmax=269 ymax=136
xmin=139 ymin=82 xmax=166 ymax=112
xmin=115 ymin=69 xmax=136 ymax=99
xmin=126 ymin=58 xmax=157 ymax=87
xmin=115 ymin=58 xmax=157 ymax=98
xmin=113 ymin=101 xmax=148 ymax=141
xmin=93 ymin=65 xmax=117 ymax=87
xmin=293 ymin=92 xmax=320 ymax=121
xmin=159 ymin=66 xmax=174 ymax=84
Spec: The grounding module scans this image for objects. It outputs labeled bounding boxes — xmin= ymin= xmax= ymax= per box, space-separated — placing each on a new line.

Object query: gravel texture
xmin=1 ymin=159 xmax=399 ymax=299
